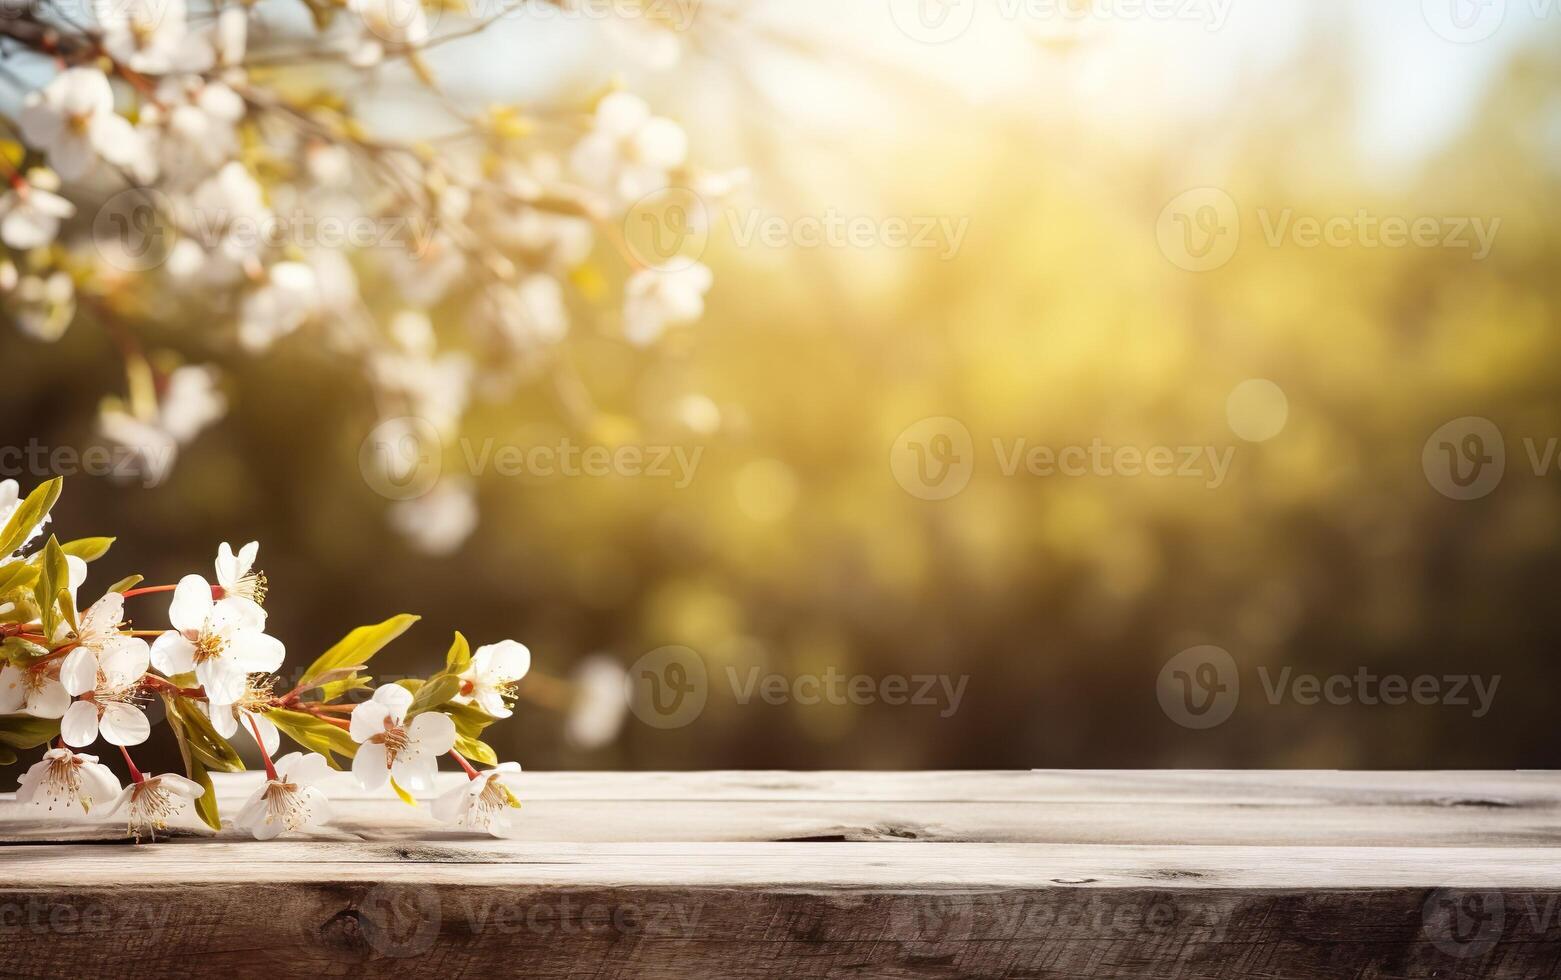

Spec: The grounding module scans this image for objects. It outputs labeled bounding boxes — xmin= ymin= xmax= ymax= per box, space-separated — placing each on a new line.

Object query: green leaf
xmin=317 ymin=673 xmax=372 ymax=702
xmin=0 ymin=560 xmax=37 ymax=596
xmin=454 ymin=735 xmax=497 ymax=765
xmin=0 ymin=713 xmax=60 ymax=749
xmin=171 ymin=698 xmax=245 ymax=772
xmin=60 ymin=537 xmax=114 ymax=562
xmin=444 ymin=631 xmax=472 ymax=675
xmin=407 ymin=673 xmax=460 ymax=717
xmin=446 ymin=702 xmax=498 ymax=739
xmin=29 ymin=536 xmax=74 ymax=637
xmin=389 ymin=777 xmax=418 ymax=806
xmin=299 ymin=614 xmax=419 ymax=687
xmin=106 ymin=574 xmax=144 ymax=594
xmin=161 ymin=694 xmax=225 ymax=832
xmin=267 ymin=708 xmax=359 ymax=768
xmin=0 ymin=478 xmax=60 ymax=558
xmin=0 ymin=744 xmax=15 ymax=766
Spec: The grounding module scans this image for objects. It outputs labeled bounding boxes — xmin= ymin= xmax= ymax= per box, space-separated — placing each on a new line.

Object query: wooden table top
xmin=4 ymin=770 xmax=1560 ymax=978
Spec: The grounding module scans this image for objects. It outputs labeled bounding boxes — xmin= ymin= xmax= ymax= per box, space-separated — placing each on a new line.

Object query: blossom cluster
xmin=0 ymin=0 xmax=735 ymax=552
xmin=1 ymin=478 xmax=533 ymax=839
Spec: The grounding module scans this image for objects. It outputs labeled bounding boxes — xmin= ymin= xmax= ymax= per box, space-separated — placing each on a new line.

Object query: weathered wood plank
xmin=2 ymin=771 xmax=1560 ymax=978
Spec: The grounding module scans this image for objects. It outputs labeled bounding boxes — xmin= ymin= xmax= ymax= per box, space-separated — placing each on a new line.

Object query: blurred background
xmin=6 ymin=0 xmax=1561 ymax=776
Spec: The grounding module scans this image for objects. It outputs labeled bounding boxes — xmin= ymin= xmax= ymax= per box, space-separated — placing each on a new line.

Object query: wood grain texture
xmin=2 ymin=771 xmax=1560 ymax=978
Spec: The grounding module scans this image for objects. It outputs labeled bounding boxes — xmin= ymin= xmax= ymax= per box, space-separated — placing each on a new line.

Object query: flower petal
xmin=157 ymin=774 xmax=205 ymax=798
xmin=60 ymin=701 xmax=99 ymax=747
xmin=392 ymin=753 xmax=438 ymax=794
xmin=351 ymin=741 xmax=389 ymax=790
xmin=349 ymin=699 xmax=392 ymax=742
xmin=0 ymin=665 xmax=25 ymax=713
xmin=227 ymin=628 xmax=284 ymax=673
xmin=99 ymin=702 xmax=150 ymax=746
xmin=371 ymin=682 xmax=414 ymax=720
xmin=279 ymin=750 xmax=330 ymax=787
xmin=80 ymin=762 xmax=121 ymax=813
xmin=78 ymin=591 xmax=124 ymax=640
xmin=150 ymin=631 xmax=197 ymax=676
xmin=197 ymin=657 xmax=246 ymax=706
xmin=407 ymin=711 xmax=456 ymax=755
xmin=168 ymin=574 xmax=214 ymax=633
xmin=59 ymin=648 xmax=100 ymax=697
xmin=27 ymin=677 xmax=69 ymax=719
xmin=253 ymin=712 xmax=281 ymax=756
xmin=431 ymin=781 xmax=468 ymax=823
xmin=99 ymin=637 xmax=150 ymax=687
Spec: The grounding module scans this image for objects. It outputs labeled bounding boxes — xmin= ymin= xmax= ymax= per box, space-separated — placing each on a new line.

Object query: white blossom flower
xmin=239 ymin=261 xmax=319 ymax=352
xmin=570 ymin=92 xmax=687 ymax=205
xmin=96 ymin=0 xmax=190 ymax=75
xmin=14 ymin=748 xmax=121 ymax=816
xmin=201 ymin=692 xmax=280 ymax=756
xmin=12 ymin=271 xmax=76 ymax=342
xmin=388 ymin=478 xmax=478 ymax=556
xmin=565 ymin=654 xmax=629 ymax=749
xmin=59 ymin=632 xmax=152 ymax=748
xmin=105 ymin=773 xmax=204 ymax=840
xmin=234 ymin=751 xmax=331 ymax=840
xmin=623 ymin=261 xmax=712 ymax=346
xmin=370 ymin=312 xmax=473 ymax=436
xmin=213 ymin=540 xmax=267 ymax=624
xmin=456 ymin=640 xmax=530 ymax=719
xmin=98 ymin=364 xmax=226 ymax=486
xmin=142 ymin=76 xmax=246 ymax=183
xmin=18 ymin=68 xmax=154 ymax=182
xmin=150 ymin=573 xmax=285 ymax=706
xmin=348 ymin=0 xmax=429 ymax=66
xmin=0 ymin=169 xmax=75 ymax=250
xmin=487 ymin=275 xmax=568 ymax=348
xmin=183 ymin=161 xmax=270 ymax=264
xmin=349 ymin=684 xmax=456 ymax=793
xmin=0 ymin=663 xmax=68 ymax=718
xmin=432 ymin=762 xmax=522 ymax=835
